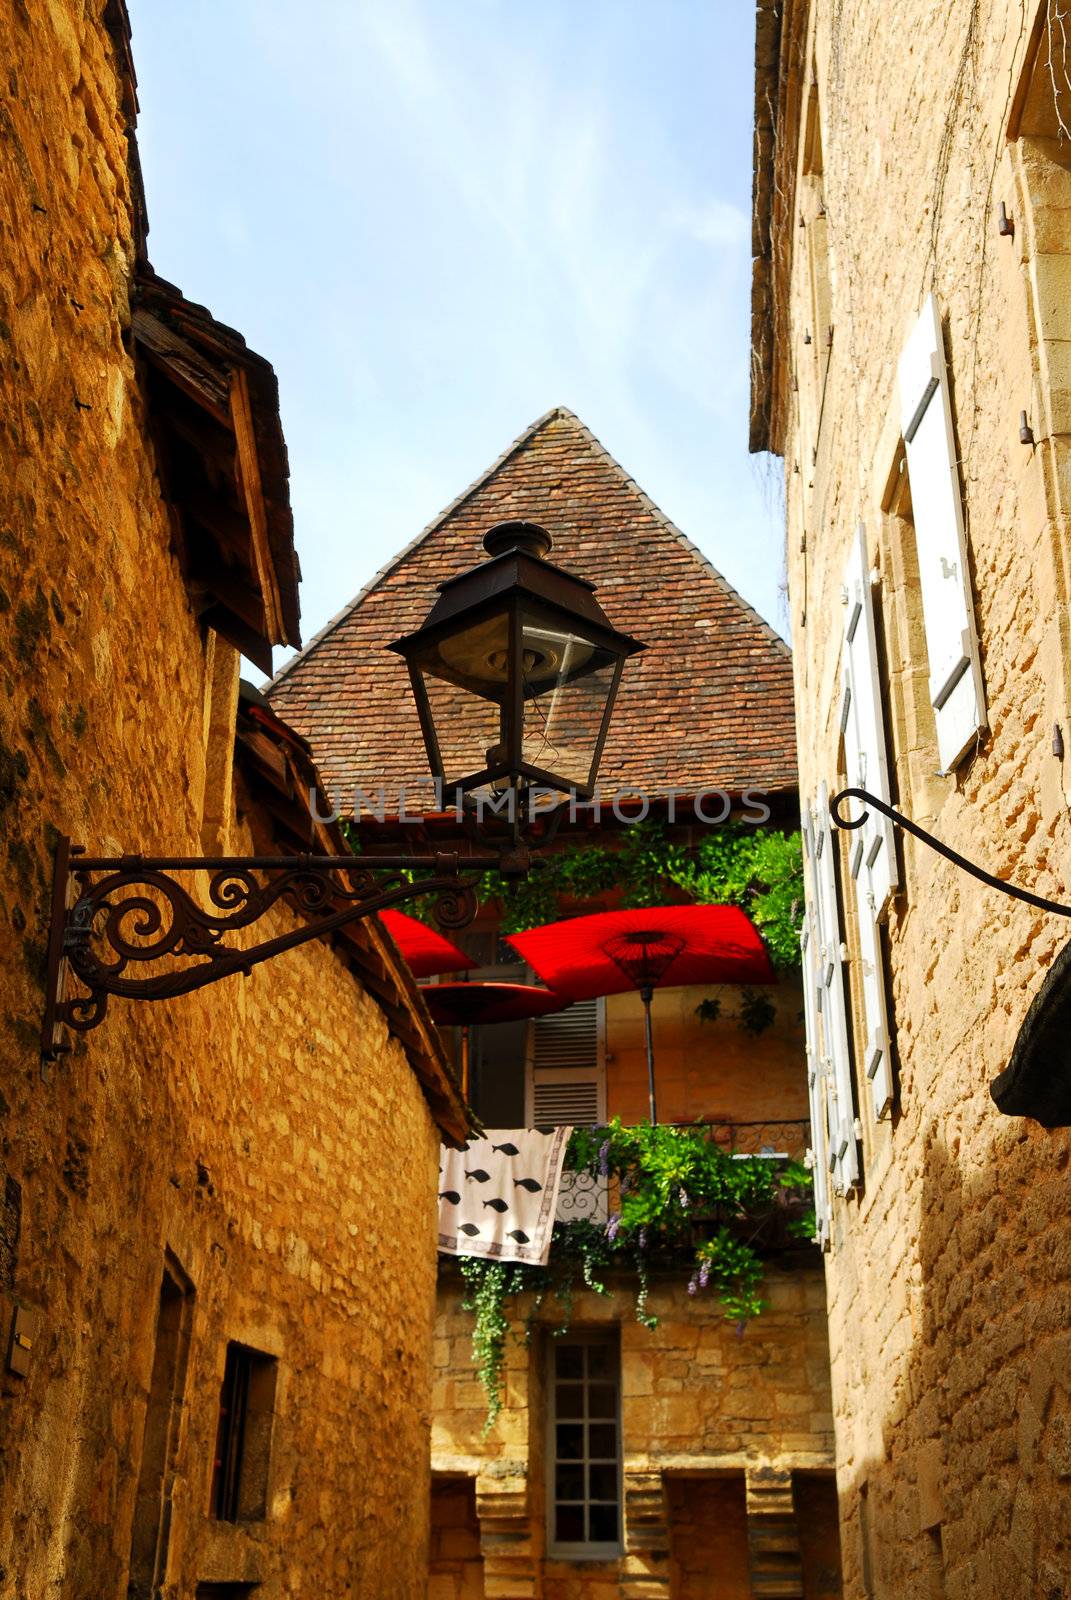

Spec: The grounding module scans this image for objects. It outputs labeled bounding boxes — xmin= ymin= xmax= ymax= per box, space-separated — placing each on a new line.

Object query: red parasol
xmin=507 ymin=905 xmax=774 ymax=1122
xmin=379 ymin=909 xmax=474 ymax=979
xmin=418 ymin=981 xmax=567 ymax=1098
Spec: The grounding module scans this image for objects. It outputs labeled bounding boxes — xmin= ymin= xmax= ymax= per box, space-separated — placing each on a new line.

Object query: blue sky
xmin=130 ymin=1 xmax=783 ymax=674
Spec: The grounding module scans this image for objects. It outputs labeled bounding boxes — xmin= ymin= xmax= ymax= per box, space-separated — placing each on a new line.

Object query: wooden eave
xmin=234 ymin=688 xmax=472 ymax=1147
xmin=750 ymin=0 xmax=809 ymax=458
xmin=132 ymin=269 xmax=302 ymax=673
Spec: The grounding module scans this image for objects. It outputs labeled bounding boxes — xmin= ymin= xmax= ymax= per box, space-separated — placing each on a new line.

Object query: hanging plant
xmin=452 ymin=1121 xmax=814 ymax=1424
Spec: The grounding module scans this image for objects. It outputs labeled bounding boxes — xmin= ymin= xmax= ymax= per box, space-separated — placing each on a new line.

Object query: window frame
xmin=545 ymin=1328 xmax=624 ymax=1562
xmin=210 ymin=1341 xmax=278 ymax=1524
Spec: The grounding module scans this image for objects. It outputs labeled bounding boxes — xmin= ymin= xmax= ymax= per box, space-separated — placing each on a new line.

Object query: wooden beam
xmin=230 ymin=368 xmax=285 ymax=646
xmin=133 ymin=310 xmax=232 ymax=427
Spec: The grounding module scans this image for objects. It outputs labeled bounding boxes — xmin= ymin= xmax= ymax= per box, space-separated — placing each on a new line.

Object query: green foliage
xmin=454 ymin=1121 xmax=814 ymax=1425
xmin=737 ymin=989 xmax=778 ymax=1036
xmin=343 ymin=816 xmax=804 ymax=970
xmin=478 ymin=820 xmax=803 ymax=968
xmin=457 ymin=1256 xmax=532 ymax=1432
xmin=695 ymin=988 xmax=778 ymax=1036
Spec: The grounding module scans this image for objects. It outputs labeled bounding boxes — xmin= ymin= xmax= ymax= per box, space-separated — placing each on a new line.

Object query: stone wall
xmin=0 ymin=4 xmax=449 ymax=1595
xmin=763 ymin=0 xmax=1071 ymax=1594
xmin=431 ymin=1268 xmax=838 ymax=1597
xmin=603 ymin=976 xmax=808 ymax=1129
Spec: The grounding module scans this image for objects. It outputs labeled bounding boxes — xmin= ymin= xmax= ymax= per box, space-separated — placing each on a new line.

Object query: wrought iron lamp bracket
xmin=830 ymin=787 xmax=1071 ymax=918
xmin=42 ymin=836 xmax=507 ymax=1058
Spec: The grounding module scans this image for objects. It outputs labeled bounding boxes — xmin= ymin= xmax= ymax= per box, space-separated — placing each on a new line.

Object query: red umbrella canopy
xmin=379 ymin=910 xmax=474 ymax=979
xmin=418 ymin=981 xmax=568 ymax=1027
xmin=506 ymin=904 xmax=774 ymax=1001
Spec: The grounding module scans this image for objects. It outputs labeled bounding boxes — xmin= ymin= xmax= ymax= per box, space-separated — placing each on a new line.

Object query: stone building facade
xmin=0 ymin=4 xmax=466 ymax=1596
xmin=271 ymin=411 xmax=844 ymax=1597
xmin=752 ymin=1 xmax=1071 ymax=1594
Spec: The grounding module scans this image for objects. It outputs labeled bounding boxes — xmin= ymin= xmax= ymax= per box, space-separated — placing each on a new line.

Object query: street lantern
xmin=40 ymin=518 xmax=645 ymax=1053
xmin=389 ymin=520 xmax=645 ymax=811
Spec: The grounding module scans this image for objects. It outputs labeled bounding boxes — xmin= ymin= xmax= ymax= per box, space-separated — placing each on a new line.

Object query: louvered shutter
xmin=812 ymin=785 xmax=860 ymax=1191
xmin=897 ymin=294 xmax=986 ymax=772
xmin=802 ymin=803 xmax=841 ymax=1188
xmin=841 ymin=523 xmax=898 ymax=913
xmin=854 ymin=888 xmax=894 ymax=1120
xmin=527 ymin=999 xmax=606 ymax=1132
xmin=840 ymin=525 xmax=898 ymax=1121
xmin=799 ymin=879 xmax=832 ymax=1251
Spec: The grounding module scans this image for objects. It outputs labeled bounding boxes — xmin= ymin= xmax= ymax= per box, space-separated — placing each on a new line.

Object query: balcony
xmin=554 ymin=1119 xmax=815 ymax=1255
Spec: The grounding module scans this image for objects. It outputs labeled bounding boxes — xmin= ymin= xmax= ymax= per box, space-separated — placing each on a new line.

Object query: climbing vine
xmin=455 ymin=1121 xmax=814 ymax=1426
xmin=478 ymin=820 xmax=804 ymax=969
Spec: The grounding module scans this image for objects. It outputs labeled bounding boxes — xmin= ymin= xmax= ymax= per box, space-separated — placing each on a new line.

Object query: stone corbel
xmin=475 ymin=1466 xmax=541 ymax=1600
xmin=621 ymin=1469 xmax=671 ymax=1597
xmin=745 ymin=1464 xmax=804 ymax=1598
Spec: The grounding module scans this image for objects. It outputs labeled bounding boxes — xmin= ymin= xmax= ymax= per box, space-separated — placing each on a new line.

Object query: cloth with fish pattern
xmin=437 ymin=1126 xmax=573 ymax=1266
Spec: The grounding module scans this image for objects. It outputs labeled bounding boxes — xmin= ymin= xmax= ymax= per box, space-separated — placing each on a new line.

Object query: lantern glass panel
xmin=416 ymin=662 xmax=506 ymax=787
xmin=519 ymin=608 xmax=618 ymax=790
xmin=428 ymin=609 xmax=514 ymax=699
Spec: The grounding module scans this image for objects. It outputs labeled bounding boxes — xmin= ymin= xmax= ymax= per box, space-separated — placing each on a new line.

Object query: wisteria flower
xmin=698 ymin=1261 xmax=711 ymax=1289
xmin=606 ymin=1213 xmax=620 ymax=1242
xmin=598 ymin=1140 xmax=610 ymax=1177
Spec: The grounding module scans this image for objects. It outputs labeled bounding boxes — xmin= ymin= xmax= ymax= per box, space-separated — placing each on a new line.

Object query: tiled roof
xmin=269 ymin=408 xmax=798 ymax=802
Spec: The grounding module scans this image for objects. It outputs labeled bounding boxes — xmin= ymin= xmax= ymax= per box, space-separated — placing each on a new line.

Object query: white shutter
xmin=840 ymin=525 xmax=898 ymax=1121
xmin=526 ymin=999 xmax=606 ymax=1131
xmin=841 ymin=523 xmax=898 ymax=913
xmin=811 ymin=786 xmax=860 ymax=1191
xmin=897 ymin=294 xmax=986 ymax=772
xmin=799 ymin=891 xmax=832 ymax=1251
xmin=854 ymin=888 xmax=895 ymax=1120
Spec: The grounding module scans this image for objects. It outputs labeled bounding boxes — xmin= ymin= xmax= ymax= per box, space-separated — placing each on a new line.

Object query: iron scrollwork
xmin=830 ymin=786 xmax=1071 ymax=918
xmin=42 ymin=839 xmax=496 ymax=1056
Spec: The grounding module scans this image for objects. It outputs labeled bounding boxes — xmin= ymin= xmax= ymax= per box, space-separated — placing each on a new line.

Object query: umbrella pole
xmin=461 ymin=1024 xmax=471 ymax=1101
xmin=641 ymin=985 xmax=657 ymax=1124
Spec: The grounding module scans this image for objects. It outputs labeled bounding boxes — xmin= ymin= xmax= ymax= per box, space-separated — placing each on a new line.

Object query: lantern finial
xmin=482 ymin=520 xmax=553 ymax=560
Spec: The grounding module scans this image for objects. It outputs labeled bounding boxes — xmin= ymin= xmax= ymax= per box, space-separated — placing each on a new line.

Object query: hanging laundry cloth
xmin=437 ymin=1126 xmax=573 ymax=1267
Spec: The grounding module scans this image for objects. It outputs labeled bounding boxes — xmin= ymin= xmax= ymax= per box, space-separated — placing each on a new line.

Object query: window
xmin=878 ymin=454 xmax=946 ymax=823
xmin=547 ymin=1332 xmax=622 ymax=1557
xmin=211 ymin=1342 xmax=278 ymax=1523
xmin=128 ymin=1255 xmax=193 ymax=1599
xmin=896 ymin=295 xmax=986 ymax=773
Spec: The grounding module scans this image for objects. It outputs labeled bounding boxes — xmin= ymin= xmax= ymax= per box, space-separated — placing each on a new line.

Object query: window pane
xmin=589 ymin=1503 xmax=620 ymax=1543
xmin=556 ymin=1424 xmax=584 ymax=1460
xmin=556 ymin=1385 xmax=583 ymax=1419
xmin=588 ymin=1463 xmax=618 ymax=1501
xmin=586 ymin=1343 xmax=617 ymax=1381
xmin=555 ymin=1465 xmax=584 ymax=1501
xmin=588 ymin=1423 xmax=617 ymax=1458
xmin=555 ymin=1505 xmax=585 ymax=1543
xmin=588 ymin=1384 xmax=616 ymax=1418
xmin=555 ymin=1346 xmax=584 ymax=1380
